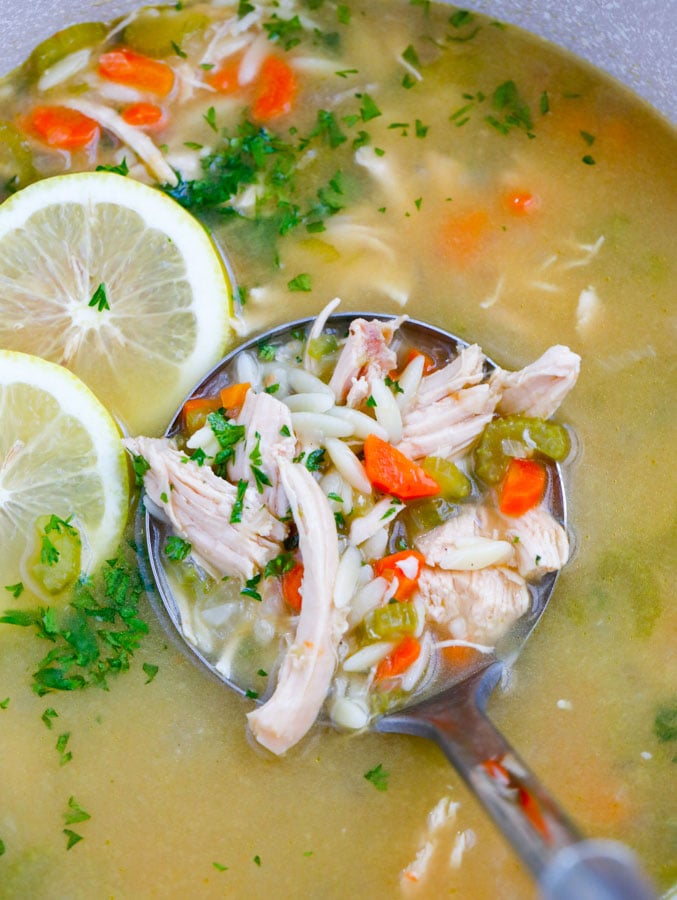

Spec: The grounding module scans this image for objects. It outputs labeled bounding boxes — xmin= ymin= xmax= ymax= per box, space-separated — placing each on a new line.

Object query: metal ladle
xmin=145 ymin=313 xmax=655 ymax=900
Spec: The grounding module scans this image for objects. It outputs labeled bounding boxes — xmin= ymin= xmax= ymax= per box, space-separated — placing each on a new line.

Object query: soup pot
xmin=0 ymin=0 xmax=674 ymax=122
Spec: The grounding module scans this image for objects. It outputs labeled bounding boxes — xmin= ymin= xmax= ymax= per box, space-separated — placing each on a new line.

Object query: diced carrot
xmin=375 ymin=635 xmax=421 ymax=682
xmin=363 ymin=434 xmax=440 ymax=501
xmin=281 ymin=563 xmax=304 ymax=612
xmin=373 ymin=550 xmax=426 ymax=601
xmin=219 ymin=382 xmax=250 ymax=416
xmin=405 ymin=347 xmax=436 ymax=375
xmin=98 ymin=48 xmax=175 ymax=97
xmin=26 ymin=105 xmax=99 ymax=150
xmin=252 ymin=56 xmax=297 ymax=121
xmin=499 ymin=458 xmax=546 ymax=517
xmin=121 ymin=102 xmax=165 ymax=128
xmin=503 ymin=190 xmax=541 ymax=216
xmin=181 ymin=395 xmax=221 ymax=434
xmin=518 ymin=786 xmax=550 ymax=840
xmin=207 ymin=56 xmax=243 ymax=94
xmin=439 ymin=209 xmax=491 ymax=262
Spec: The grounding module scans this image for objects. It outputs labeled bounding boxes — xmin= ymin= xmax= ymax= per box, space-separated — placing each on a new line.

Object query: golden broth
xmin=0 ymin=1 xmax=675 ymax=897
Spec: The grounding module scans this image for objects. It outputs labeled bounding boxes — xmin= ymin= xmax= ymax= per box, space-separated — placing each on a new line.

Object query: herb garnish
xmin=132 ymin=454 xmax=151 ymax=486
xmin=95 ymin=158 xmax=129 ymax=176
xmin=88 ymin=282 xmax=109 ymax=312
xmin=364 ymin=762 xmax=390 ymax=791
xmin=241 ymin=574 xmax=262 ymax=601
xmin=42 ymin=707 xmax=58 ymax=729
xmin=165 ymin=536 xmax=192 ymax=562
xmin=230 ymin=479 xmax=248 ymax=524
xmin=56 ymin=731 xmax=72 ymax=765
xmin=0 ymin=552 xmax=149 ymax=695
xmin=264 ymin=552 xmax=296 ymax=578
xmin=305 ymin=448 xmax=326 ymax=471
xmin=288 ymin=273 xmax=313 ymax=292
xmin=213 ymin=861 xmax=229 ymax=871
xmin=0 ymin=697 xmax=9 ymax=709
xmin=4 ymin=582 xmax=23 ymax=598
xmin=486 ymin=80 xmax=533 ymax=136
xmin=142 ymin=662 xmax=159 ymax=683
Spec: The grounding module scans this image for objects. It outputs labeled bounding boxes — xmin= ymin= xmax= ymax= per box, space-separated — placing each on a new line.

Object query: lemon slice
xmin=0 ymin=350 xmax=129 ymax=600
xmin=0 ymin=172 xmax=233 ymax=435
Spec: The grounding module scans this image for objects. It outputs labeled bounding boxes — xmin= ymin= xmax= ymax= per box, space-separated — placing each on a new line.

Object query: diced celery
xmin=0 ymin=122 xmax=37 ymax=191
xmin=402 ymin=496 xmax=458 ymax=535
xmin=28 ymin=22 xmax=107 ymax=76
xmin=422 ymin=456 xmax=471 ymax=500
xmin=31 ymin=515 xmax=81 ymax=595
xmin=474 ymin=414 xmax=571 ymax=484
xmin=363 ymin=601 xmax=418 ymax=641
xmin=123 ymin=9 xmax=210 ymax=58
xmin=307 ymin=334 xmax=339 ymax=360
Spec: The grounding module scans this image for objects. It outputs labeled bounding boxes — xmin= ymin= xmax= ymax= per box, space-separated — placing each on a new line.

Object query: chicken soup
xmin=0 ymin=0 xmax=675 ymax=897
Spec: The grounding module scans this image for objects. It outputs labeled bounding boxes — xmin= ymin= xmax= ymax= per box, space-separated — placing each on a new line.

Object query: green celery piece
xmin=28 ymin=22 xmax=107 ymax=76
xmin=474 ymin=414 xmax=570 ymax=484
xmin=123 ymin=9 xmax=210 ymax=57
xmin=421 ymin=456 xmax=471 ymax=500
xmin=363 ymin=601 xmax=418 ymax=641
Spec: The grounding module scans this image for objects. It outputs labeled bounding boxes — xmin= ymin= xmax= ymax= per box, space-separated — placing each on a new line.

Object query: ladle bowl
xmin=145 ymin=313 xmax=656 ymax=900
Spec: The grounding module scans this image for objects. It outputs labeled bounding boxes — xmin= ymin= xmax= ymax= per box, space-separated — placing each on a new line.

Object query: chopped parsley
xmin=241 ymin=574 xmax=262 ymax=601
xmin=95 ymin=158 xmax=129 ymax=176
xmin=42 ymin=707 xmax=58 ymax=729
xmin=264 ymin=552 xmax=296 ymax=578
xmin=288 ymin=273 xmax=313 ymax=292
xmin=327 ymin=492 xmax=344 ymax=503
xmin=131 ymin=454 xmax=151 ymax=486
xmin=582 ymin=155 xmax=596 ymax=165
xmin=4 ymin=582 xmax=23 ymax=598
xmin=253 ymin=855 xmax=262 ymax=866
xmin=258 ymin=343 xmax=277 ymax=361
xmin=0 ymin=697 xmax=9 ymax=709
xmin=165 ymin=536 xmax=192 ymax=562
xmin=64 ymin=829 xmax=84 ymax=850
xmin=207 ymin=412 xmax=245 ymax=475
xmin=364 ymin=762 xmax=390 ymax=791
xmin=203 ymin=106 xmax=217 ymax=131
xmin=385 ymin=374 xmax=403 ymax=393
xmin=305 ymin=448 xmax=326 ymax=471
xmin=245 ymin=689 xmax=259 ymax=699
xmin=280 ymin=424 xmax=292 ymax=437
xmin=366 ymin=395 xmax=377 ymax=408
xmin=142 ymin=662 xmax=159 ymax=683
xmin=486 ymin=80 xmax=534 ymax=136
xmin=415 ymin=119 xmax=429 ymax=138
xmin=88 ymin=282 xmax=109 ymax=312
xmin=358 ymin=93 xmax=382 ymax=122
xmin=230 ymin=479 xmax=248 ymax=524
xmin=213 ymin=861 xmax=229 ymax=871
xmin=56 ymin=731 xmax=72 ymax=766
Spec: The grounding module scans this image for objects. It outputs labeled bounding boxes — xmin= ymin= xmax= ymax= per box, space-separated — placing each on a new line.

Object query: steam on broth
xmin=0 ymin=0 xmax=675 ymax=897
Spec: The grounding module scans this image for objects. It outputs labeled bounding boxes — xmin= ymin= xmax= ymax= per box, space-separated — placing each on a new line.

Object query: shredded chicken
xmin=229 ymin=389 xmax=296 ymax=518
xmin=408 ymin=343 xmax=486 ymax=410
xmin=329 ymin=316 xmax=407 ymax=404
xmin=490 ymin=345 xmax=581 ymax=419
xmin=415 ymin=507 xmax=513 ymax=571
xmin=500 ymin=505 xmax=569 ymax=580
xmin=247 ymin=457 xmax=341 ymax=755
xmin=416 ymin=566 xmax=530 ymax=645
xmin=123 ymin=436 xmax=284 ymax=581
xmin=397 ymin=383 xmax=499 ymax=460
xmin=63 ymin=98 xmax=178 ymax=185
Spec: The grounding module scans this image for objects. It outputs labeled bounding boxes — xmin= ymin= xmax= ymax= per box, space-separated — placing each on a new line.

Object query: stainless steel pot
xmin=0 ymin=0 xmax=674 ymax=122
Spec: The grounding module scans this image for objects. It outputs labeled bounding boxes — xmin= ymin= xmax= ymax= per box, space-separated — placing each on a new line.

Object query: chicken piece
xmin=490 ymin=345 xmax=581 ymax=419
xmin=397 ymin=383 xmax=499 ymax=461
xmin=411 ymin=344 xmax=486 ymax=409
xmin=500 ymin=505 xmax=569 ymax=580
xmin=123 ymin=436 xmax=285 ymax=581
xmin=415 ymin=506 xmax=513 ymax=570
xmin=329 ymin=316 xmax=406 ymax=404
xmin=417 ymin=566 xmax=529 ymax=645
xmin=247 ymin=457 xmax=340 ymax=755
xmin=229 ymin=389 xmax=296 ymax=518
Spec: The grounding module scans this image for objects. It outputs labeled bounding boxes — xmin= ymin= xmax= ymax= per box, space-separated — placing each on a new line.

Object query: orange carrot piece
xmin=373 ymin=550 xmax=426 ymax=601
xmin=363 ymin=434 xmax=440 ymax=501
xmin=219 ymin=382 xmax=251 ymax=415
xmin=252 ymin=56 xmax=297 ymax=121
xmin=181 ymin=395 xmax=222 ymax=434
xmin=26 ymin=105 xmax=99 ymax=150
xmin=405 ymin=347 xmax=436 ymax=375
xmin=281 ymin=563 xmax=304 ymax=612
xmin=499 ymin=458 xmax=546 ymax=517
xmin=98 ymin=48 xmax=175 ymax=97
xmin=503 ymin=190 xmax=541 ymax=215
xmin=121 ymin=102 xmax=165 ymax=128
xmin=207 ymin=57 xmax=243 ymax=94
xmin=375 ymin=635 xmax=421 ymax=682
xmin=439 ymin=209 xmax=491 ymax=261
xmin=442 ymin=644 xmax=479 ymax=667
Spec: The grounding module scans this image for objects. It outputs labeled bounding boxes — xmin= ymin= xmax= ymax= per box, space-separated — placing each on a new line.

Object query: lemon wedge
xmin=0 ymin=172 xmax=233 ymax=435
xmin=0 ymin=350 xmax=129 ymax=601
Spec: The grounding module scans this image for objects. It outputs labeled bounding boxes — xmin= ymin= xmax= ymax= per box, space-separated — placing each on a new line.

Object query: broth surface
xmin=0 ymin=1 xmax=675 ymax=897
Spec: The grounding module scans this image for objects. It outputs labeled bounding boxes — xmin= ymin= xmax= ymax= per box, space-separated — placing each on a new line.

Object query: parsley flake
xmin=142 ymin=662 xmax=159 ymax=683
xmin=42 ymin=707 xmax=58 ymax=729
xmin=241 ymin=574 xmax=262 ymax=601
xmin=305 ymin=448 xmax=326 ymax=471
xmin=230 ymin=479 xmax=247 ymax=524
xmin=165 ymin=536 xmax=192 ymax=562
xmin=88 ymin=282 xmax=109 ymax=312
xmin=0 ymin=697 xmax=9 ymax=709
xmin=364 ymin=762 xmax=390 ymax=791
xmin=213 ymin=861 xmax=229 ymax=871
xmin=288 ymin=273 xmax=313 ymax=292
xmin=4 ymin=582 xmax=23 ymax=598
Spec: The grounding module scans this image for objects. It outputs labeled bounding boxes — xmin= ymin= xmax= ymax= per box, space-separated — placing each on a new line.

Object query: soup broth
xmin=0 ymin=1 xmax=675 ymax=897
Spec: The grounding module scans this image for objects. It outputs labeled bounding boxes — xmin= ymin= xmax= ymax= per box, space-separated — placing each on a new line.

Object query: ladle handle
xmin=376 ymin=661 xmax=656 ymax=899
